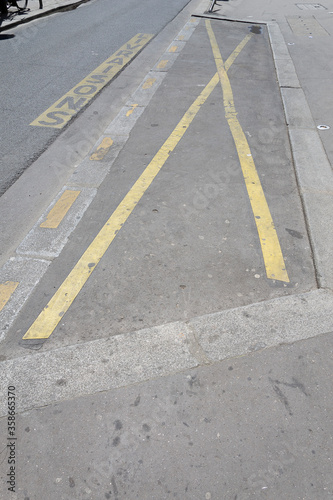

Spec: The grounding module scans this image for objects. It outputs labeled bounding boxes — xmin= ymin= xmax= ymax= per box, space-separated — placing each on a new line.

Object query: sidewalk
xmin=0 ymin=0 xmax=333 ymax=499
xmin=0 ymin=0 xmax=87 ymax=31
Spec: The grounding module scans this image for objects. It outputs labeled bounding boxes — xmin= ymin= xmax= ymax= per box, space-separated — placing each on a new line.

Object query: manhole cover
xmin=296 ymin=3 xmax=326 ymax=10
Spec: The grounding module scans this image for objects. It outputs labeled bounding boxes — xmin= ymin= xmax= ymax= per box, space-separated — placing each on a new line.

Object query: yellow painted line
xmin=178 ymin=35 xmax=185 ymax=41
xmin=142 ymin=77 xmax=156 ymax=90
xmin=126 ymin=104 xmax=139 ymax=117
xmin=206 ymin=20 xmax=289 ymax=282
xmin=22 ymin=35 xmax=250 ymax=341
xmin=90 ymin=137 xmax=114 ymax=161
xmin=30 ymin=34 xmax=153 ymax=129
xmin=0 ymin=281 xmax=19 ymax=312
xmin=40 ymin=190 xmax=80 ymax=229
xmin=157 ymin=60 xmax=168 ymax=69
xmin=169 ymin=45 xmax=178 ymax=53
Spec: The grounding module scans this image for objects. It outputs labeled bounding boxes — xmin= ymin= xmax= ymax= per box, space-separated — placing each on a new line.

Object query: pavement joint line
xmin=2 ymin=288 xmax=333 ymax=415
xmin=20 ymin=29 xmax=253 ymax=342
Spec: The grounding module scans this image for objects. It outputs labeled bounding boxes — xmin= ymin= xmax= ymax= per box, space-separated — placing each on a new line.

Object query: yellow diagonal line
xmin=206 ymin=20 xmax=289 ymax=282
xmin=23 ymin=32 xmax=251 ymax=340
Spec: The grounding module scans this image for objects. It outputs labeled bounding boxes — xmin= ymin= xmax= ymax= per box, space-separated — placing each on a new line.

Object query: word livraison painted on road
xmin=31 ymin=33 xmax=153 ymax=129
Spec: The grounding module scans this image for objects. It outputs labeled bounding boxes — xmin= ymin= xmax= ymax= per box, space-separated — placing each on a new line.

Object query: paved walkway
xmin=0 ymin=0 xmax=332 ymax=499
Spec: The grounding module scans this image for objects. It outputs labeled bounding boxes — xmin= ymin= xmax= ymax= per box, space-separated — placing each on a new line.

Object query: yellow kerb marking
xmin=157 ymin=60 xmax=168 ymax=69
xmin=169 ymin=46 xmax=178 ymax=53
xmin=40 ymin=190 xmax=80 ymax=229
xmin=0 ymin=281 xmax=19 ymax=312
xmin=126 ymin=104 xmax=139 ymax=117
xmin=206 ymin=20 xmax=289 ymax=282
xmin=90 ymin=137 xmax=113 ymax=161
xmin=22 ymin=33 xmax=251 ymax=340
xmin=142 ymin=78 xmax=156 ymax=89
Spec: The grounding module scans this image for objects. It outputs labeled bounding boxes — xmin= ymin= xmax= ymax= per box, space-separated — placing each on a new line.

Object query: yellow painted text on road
xmin=206 ymin=20 xmax=289 ymax=282
xmin=0 ymin=281 xmax=19 ymax=312
xmin=90 ymin=137 xmax=113 ymax=161
xmin=126 ymin=104 xmax=139 ymax=117
xmin=23 ymin=33 xmax=251 ymax=341
xmin=30 ymin=34 xmax=153 ymax=129
xmin=40 ymin=190 xmax=80 ymax=229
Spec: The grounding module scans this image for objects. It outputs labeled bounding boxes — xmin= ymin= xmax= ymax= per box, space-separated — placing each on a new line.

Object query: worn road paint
xmin=126 ymin=104 xmax=139 ymax=117
xmin=90 ymin=137 xmax=114 ymax=161
xmin=30 ymin=34 xmax=153 ymax=129
xmin=22 ymin=33 xmax=251 ymax=341
xmin=157 ymin=60 xmax=168 ymax=69
xmin=0 ymin=281 xmax=19 ymax=312
xmin=142 ymin=78 xmax=157 ymax=90
xmin=169 ymin=45 xmax=178 ymax=52
xmin=206 ymin=20 xmax=289 ymax=282
xmin=40 ymin=190 xmax=80 ymax=229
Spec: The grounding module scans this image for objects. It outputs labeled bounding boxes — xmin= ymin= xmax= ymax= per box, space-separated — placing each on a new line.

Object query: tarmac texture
xmin=0 ymin=0 xmax=333 ymax=499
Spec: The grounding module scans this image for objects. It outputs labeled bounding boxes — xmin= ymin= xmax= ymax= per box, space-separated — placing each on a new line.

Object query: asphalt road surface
xmin=0 ymin=0 xmax=192 ymax=196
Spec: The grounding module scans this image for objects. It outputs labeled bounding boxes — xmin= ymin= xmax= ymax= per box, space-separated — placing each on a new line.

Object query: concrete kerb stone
xmin=0 ymin=289 xmax=332 ymax=416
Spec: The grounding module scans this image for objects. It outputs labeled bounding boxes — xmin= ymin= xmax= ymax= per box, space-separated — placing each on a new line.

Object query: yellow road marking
xmin=22 ymin=33 xmax=250 ymax=341
xmin=40 ymin=190 xmax=80 ymax=229
xmin=126 ymin=104 xmax=139 ymax=117
xmin=90 ymin=137 xmax=114 ymax=161
xmin=142 ymin=77 xmax=156 ymax=89
xmin=157 ymin=60 xmax=168 ymax=69
xmin=178 ymin=35 xmax=185 ymax=40
xmin=206 ymin=20 xmax=289 ymax=282
xmin=30 ymin=34 xmax=153 ymax=129
xmin=0 ymin=281 xmax=19 ymax=312
xmin=169 ymin=46 xmax=178 ymax=53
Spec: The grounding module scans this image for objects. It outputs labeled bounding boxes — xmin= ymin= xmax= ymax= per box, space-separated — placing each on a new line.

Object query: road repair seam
xmin=0 ymin=17 xmax=200 ymax=342
xmin=0 ymin=288 xmax=332 ymax=416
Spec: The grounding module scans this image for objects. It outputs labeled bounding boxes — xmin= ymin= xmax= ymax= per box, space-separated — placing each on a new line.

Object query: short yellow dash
xmin=126 ymin=104 xmax=138 ymax=117
xmin=157 ymin=60 xmax=168 ymax=69
xmin=0 ymin=281 xmax=19 ymax=312
xmin=142 ymin=78 xmax=156 ymax=90
xmin=169 ymin=45 xmax=178 ymax=53
xmin=90 ymin=137 xmax=113 ymax=161
xmin=206 ymin=20 xmax=289 ymax=282
xmin=40 ymin=190 xmax=80 ymax=229
xmin=178 ymin=35 xmax=184 ymax=40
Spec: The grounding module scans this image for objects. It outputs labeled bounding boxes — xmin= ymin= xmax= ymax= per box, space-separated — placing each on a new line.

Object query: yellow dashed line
xmin=142 ymin=78 xmax=156 ymax=90
xmin=0 ymin=281 xmax=19 ymax=312
xmin=169 ymin=46 xmax=178 ymax=53
xmin=157 ymin=60 xmax=168 ymax=69
xmin=40 ymin=190 xmax=80 ymax=229
xmin=206 ymin=20 xmax=289 ymax=282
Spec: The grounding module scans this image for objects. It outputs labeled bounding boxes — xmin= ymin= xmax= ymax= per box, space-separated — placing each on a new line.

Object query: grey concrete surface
xmin=0 ymin=0 xmax=333 ymax=498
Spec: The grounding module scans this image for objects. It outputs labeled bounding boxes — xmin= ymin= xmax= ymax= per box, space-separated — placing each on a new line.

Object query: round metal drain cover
xmin=317 ymin=124 xmax=330 ymax=130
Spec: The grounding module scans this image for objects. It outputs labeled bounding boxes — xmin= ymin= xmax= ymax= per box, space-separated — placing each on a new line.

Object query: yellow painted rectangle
xmin=157 ymin=60 xmax=168 ymax=69
xmin=0 ymin=281 xmax=19 ymax=312
xmin=40 ymin=190 xmax=80 ymax=229
xmin=169 ymin=46 xmax=178 ymax=53
xmin=30 ymin=33 xmax=153 ymax=129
